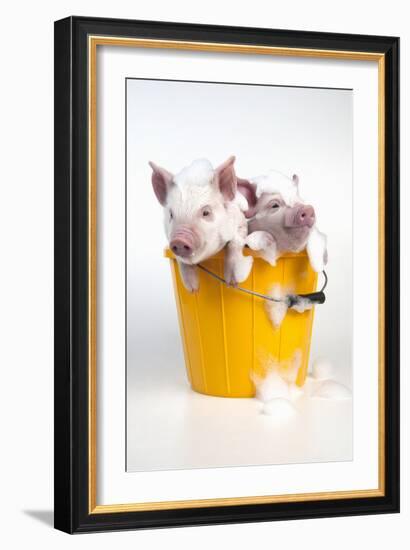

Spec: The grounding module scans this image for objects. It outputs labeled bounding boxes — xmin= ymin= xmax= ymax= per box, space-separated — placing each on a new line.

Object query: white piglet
xmin=238 ymin=170 xmax=328 ymax=273
xmin=149 ymin=156 xmax=253 ymax=292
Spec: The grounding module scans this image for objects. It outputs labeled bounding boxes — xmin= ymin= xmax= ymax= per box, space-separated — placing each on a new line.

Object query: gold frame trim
xmin=88 ymin=35 xmax=386 ymax=514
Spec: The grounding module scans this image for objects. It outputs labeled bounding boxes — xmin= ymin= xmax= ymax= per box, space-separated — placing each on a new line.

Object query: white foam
xmin=261 ymin=398 xmax=298 ymax=422
xmin=251 ymin=170 xmax=301 ymax=206
xmin=288 ymin=383 xmax=304 ymax=401
xmin=265 ymin=284 xmax=288 ymax=329
xmin=254 ymin=369 xmax=290 ymax=402
xmin=313 ymin=380 xmax=352 ymax=400
xmin=291 ymin=297 xmax=313 ymax=313
xmin=311 ymin=357 xmax=335 ymax=380
xmin=174 ymin=158 xmax=214 ymax=188
xmin=265 ymin=286 xmax=315 ymax=328
xmin=306 ymin=226 xmax=328 ymax=273
xmin=252 ymin=355 xmax=351 ymax=425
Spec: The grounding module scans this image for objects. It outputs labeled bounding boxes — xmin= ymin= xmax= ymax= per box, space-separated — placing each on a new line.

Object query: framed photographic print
xmin=54 ymin=16 xmax=400 ymax=533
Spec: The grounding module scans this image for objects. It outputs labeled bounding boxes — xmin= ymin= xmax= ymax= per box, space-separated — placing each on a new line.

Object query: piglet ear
xmin=237 ymin=178 xmax=258 ymax=218
xmin=149 ymin=161 xmax=174 ymax=206
xmin=292 ymin=174 xmax=299 ymax=186
xmin=214 ymin=155 xmax=237 ymax=201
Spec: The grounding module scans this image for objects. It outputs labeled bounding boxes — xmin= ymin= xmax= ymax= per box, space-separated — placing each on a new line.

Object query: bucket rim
xmin=163 ymin=247 xmax=309 ymax=260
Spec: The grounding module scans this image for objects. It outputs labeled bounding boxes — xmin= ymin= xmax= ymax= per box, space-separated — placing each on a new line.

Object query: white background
xmin=126 ymin=79 xmax=354 ymax=471
xmin=0 ymin=0 xmax=407 ymax=548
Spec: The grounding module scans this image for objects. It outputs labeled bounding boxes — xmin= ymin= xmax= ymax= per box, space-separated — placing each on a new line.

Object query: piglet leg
xmin=178 ymin=261 xmax=199 ymax=292
xmin=224 ymin=239 xmax=253 ymax=286
xmin=246 ymin=231 xmax=278 ymax=266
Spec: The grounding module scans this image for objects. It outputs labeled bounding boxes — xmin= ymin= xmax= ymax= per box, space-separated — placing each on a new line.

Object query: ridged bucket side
xmin=167 ymin=250 xmax=317 ymax=397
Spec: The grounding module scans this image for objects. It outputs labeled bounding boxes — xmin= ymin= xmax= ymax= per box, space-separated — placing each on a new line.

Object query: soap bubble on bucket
xmin=291 ymin=297 xmax=314 ymax=314
xmin=265 ymin=284 xmax=289 ymax=329
xmin=253 ymin=368 xmax=290 ymax=402
xmin=252 ymin=351 xmax=301 ymax=396
xmin=265 ymin=284 xmax=314 ymax=330
xmin=252 ymin=351 xmax=304 ymax=422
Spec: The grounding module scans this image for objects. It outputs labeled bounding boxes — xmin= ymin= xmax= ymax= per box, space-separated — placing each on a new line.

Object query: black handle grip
xmin=298 ymin=291 xmax=326 ymax=304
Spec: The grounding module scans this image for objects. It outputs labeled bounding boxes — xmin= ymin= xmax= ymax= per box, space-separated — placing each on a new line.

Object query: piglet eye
xmin=202 ymin=207 xmax=212 ymax=218
xmin=169 ymin=210 xmax=173 ymax=220
xmin=271 ymin=202 xmax=279 ymax=209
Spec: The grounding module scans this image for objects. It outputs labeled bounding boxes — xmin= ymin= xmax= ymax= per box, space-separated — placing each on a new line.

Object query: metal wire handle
xmin=197 ymin=263 xmax=328 ymax=306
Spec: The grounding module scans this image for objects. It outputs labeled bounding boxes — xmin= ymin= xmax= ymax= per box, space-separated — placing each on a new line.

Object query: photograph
xmin=52 ymin=14 xmax=400 ymax=534
xmin=126 ymin=79 xmax=353 ymax=472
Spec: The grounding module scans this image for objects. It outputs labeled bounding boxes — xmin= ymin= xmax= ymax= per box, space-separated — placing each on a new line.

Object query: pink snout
xmin=170 ymin=227 xmax=198 ymax=259
xmin=285 ymin=204 xmax=316 ymax=228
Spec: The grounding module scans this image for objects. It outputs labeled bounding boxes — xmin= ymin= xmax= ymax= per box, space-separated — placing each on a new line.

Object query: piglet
xmin=237 ymin=170 xmax=327 ymax=272
xmin=149 ymin=156 xmax=253 ymax=292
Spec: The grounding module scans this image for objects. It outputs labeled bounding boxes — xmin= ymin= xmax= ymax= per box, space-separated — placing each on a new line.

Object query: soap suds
xmin=291 ymin=297 xmax=314 ymax=314
xmin=253 ymin=355 xmax=351 ymax=422
xmin=313 ymin=379 xmax=352 ymax=400
xmin=252 ymin=351 xmax=302 ymax=407
xmin=311 ymin=357 xmax=335 ymax=380
xmin=265 ymin=284 xmax=288 ymax=329
xmin=253 ymin=368 xmax=290 ymax=402
xmin=251 ymin=170 xmax=301 ymax=207
xmin=174 ymin=158 xmax=214 ymax=188
xmin=261 ymin=398 xmax=297 ymax=422
xmin=265 ymin=284 xmax=314 ymax=329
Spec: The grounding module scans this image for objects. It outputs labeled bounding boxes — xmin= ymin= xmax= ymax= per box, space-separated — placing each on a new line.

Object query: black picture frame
xmin=54 ymin=15 xmax=400 ymax=533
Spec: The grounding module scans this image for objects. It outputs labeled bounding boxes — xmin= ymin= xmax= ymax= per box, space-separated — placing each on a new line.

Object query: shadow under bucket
xmin=165 ymin=249 xmax=318 ymax=397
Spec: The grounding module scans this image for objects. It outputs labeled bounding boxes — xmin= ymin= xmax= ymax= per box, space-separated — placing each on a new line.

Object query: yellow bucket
xmin=165 ymin=249 xmax=318 ymax=397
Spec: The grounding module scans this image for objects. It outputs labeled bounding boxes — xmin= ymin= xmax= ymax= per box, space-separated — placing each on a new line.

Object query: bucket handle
xmin=197 ymin=263 xmax=328 ymax=307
